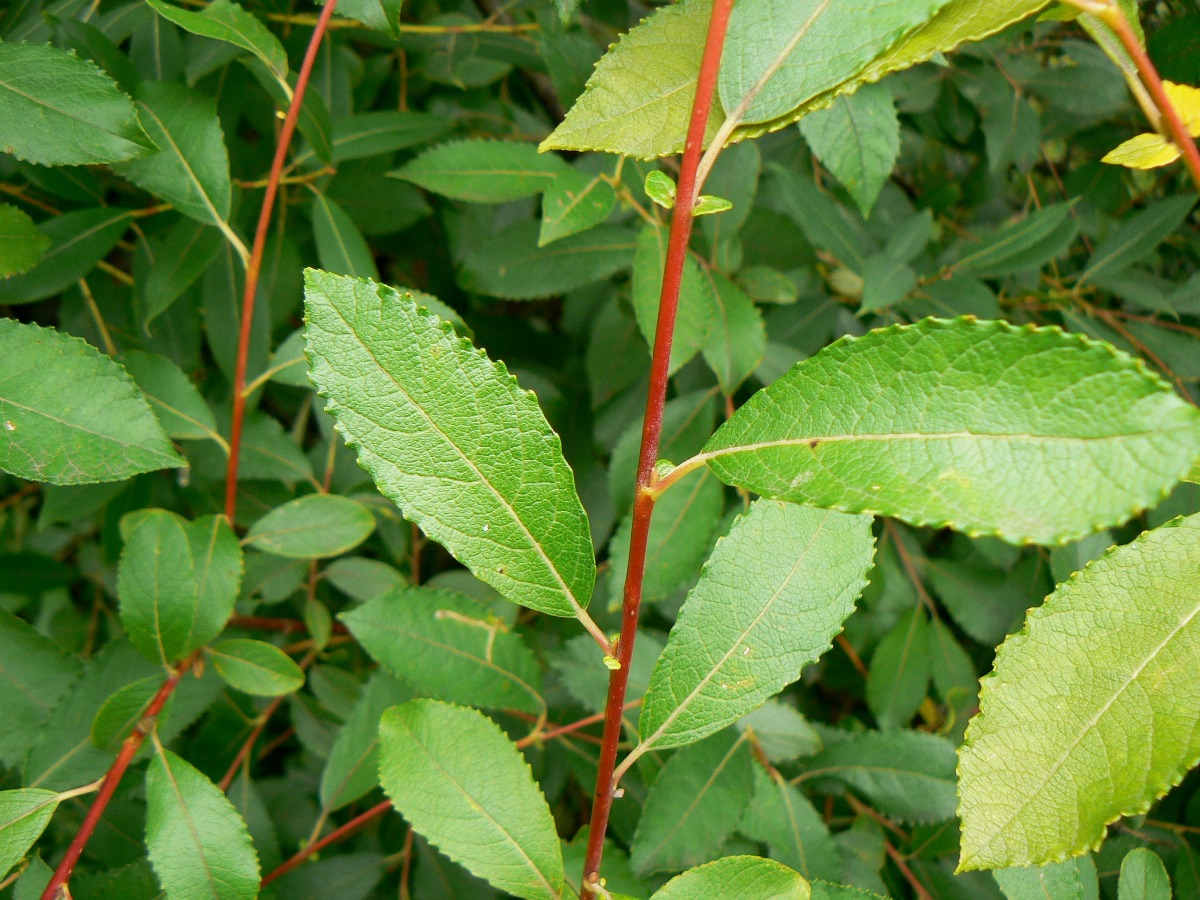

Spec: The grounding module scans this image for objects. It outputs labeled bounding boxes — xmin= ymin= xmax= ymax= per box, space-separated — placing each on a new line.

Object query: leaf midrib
xmin=320 ymin=297 xmax=584 ymax=618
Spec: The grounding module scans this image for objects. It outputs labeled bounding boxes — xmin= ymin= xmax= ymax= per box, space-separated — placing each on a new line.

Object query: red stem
xmin=578 ymin=0 xmax=734 ymax=894
xmin=1100 ymin=6 xmax=1200 ymax=192
xmin=261 ymin=800 xmax=392 ymax=886
xmin=41 ymin=664 xmax=189 ymax=900
xmin=228 ymin=614 xmax=349 ymax=635
xmin=224 ymin=0 xmax=340 ymax=523
xmin=218 ymin=694 xmax=286 ymax=792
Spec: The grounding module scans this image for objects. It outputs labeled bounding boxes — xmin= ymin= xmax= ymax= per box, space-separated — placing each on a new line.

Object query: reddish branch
xmin=261 ymin=800 xmax=393 ymax=885
xmin=1097 ymin=4 xmax=1200 ymax=192
xmin=224 ymin=0 xmax=340 ymax=522
xmin=578 ymin=0 xmax=735 ymax=894
xmin=41 ymin=659 xmax=193 ymax=900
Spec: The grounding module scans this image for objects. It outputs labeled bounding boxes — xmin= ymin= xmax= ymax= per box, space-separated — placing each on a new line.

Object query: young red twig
xmin=224 ymin=0 xmax=340 ymax=523
xmin=218 ymin=694 xmax=286 ymax=792
xmin=260 ymin=800 xmax=393 ymax=886
xmin=578 ymin=0 xmax=735 ymax=894
xmin=41 ymin=659 xmax=193 ymax=900
xmin=1091 ymin=2 xmax=1200 ymax=191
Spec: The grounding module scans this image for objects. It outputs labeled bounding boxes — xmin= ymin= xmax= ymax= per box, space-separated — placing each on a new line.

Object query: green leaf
xmin=639 ymin=501 xmax=874 ymax=751
xmin=0 ymin=790 xmax=59 ymax=881
xmin=393 ymin=140 xmax=569 ymax=203
xmin=118 ymin=509 xmax=198 ymax=666
xmin=994 ymin=859 xmax=1089 ymax=900
xmin=145 ymin=747 xmax=260 ymax=899
xmin=0 ymin=319 xmax=183 ymax=485
xmin=114 ymin=81 xmax=233 ymax=229
xmin=320 ymin=672 xmax=414 ymax=811
xmin=328 ymin=111 xmax=453 ymax=164
xmin=0 ymin=203 xmax=49 ymax=277
xmin=700 ymin=266 xmax=766 ymax=393
xmin=691 ymin=194 xmax=732 ymax=216
xmin=736 ymin=701 xmax=822 ymax=762
xmin=718 ymin=0 xmax=954 ymax=129
xmin=608 ymin=468 xmax=724 ymax=607
xmin=117 ymin=511 xmax=238 ymax=664
xmin=798 ymin=83 xmax=899 ymax=218
xmin=631 ymin=730 xmax=755 ymax=875
xmin=952 ymin=202 xmax=1079 ymax=279
xmin=632 ymin=223 xmax=713 ymax=374
xmin=245 ymin=494 xmax=376 ymax=559
xmin=379 ymin=700 xmax=564 ymax=900
xmin=342 ymin=587 xmax=544 ymax=714
xmin=1119 ymin=849 xmax=1171 ymax=900
xmin=138 ymin=218 xmax=224 ymax=328
xmin=305 ymin=271 xmax=595 ymax=617
xmin=539 ymin=168 xmax=616 ymax=246
xmin=541 ymin=0 xmax=717 ymax=158
xmin=1080 ymin=196 xmax=1196 ymax=283
xmin=801 ymin=730 xmax=957 ymax=823
xmin=324 ymin=557 xmax=406 ymax=602
xmin=146 ymin=0 xmax=287 ymax=83
xmin=644 ymin=170 xmax=677 ymax=209
xmin=207 ymin=639 xmax=306 ymax=696
xmin=121 ymin=350 xmax=219 ymax=442
xmin=90 ymin=676 xmax=162 ymax=750
xmin=739 ymin=766 xmax=840 ymax=881
xmin=958 ymin=513 xmax=1200 ymax=869
xmin=335 ymin=0 xmax=403 ymax=37
xmin=0 ymin=41 xmax=155 ymax=165
xmin=460 ymin=221 xmax=636 ymax=300
xmin=701 ymin=318 xmax=1200 ymax=545
xmin=0 ymin=206 xmax=131 ymax=305
xmin=866 ymin=606 xmax=931 ymax=730
xmin=650 ymin=856 xmax=810 ymax=900
xmin=310 ymin=190 xmax=379 ymax=280
xmin=0 ymin=610 xmax=82 ymax=768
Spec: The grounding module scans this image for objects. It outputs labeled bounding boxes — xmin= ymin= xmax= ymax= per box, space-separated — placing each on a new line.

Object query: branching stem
xmin=224 ymin=0 xmax=339 ymax=523
xmin=578 ymin=0 xmax=735 ymax=894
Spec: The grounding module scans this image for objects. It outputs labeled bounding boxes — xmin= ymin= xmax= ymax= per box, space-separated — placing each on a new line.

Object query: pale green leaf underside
xmin=958 ymin=513 xmax=1200 ymax=870
xmin=146 ymin=748 xmax=260 ymax=900
xmin=0 ymin=789 xmax=59 ymax=881
xmin=207 ymin=639 xmax=305 ymax=696
xmin=0 ymin=319 xmax=183 ymax=485
xmin=303 ymin=270 xmax=595 ymax=617
xmin=718 ymin=0 xmax=954 ymax=128
xmin=0 ymin=42 xmax=155 ymax=166
xmin=379 ymin=700 xmax=564 ymax=900
xmin=540 ymin=0 xmax=720 ymax=159
xmin=639 ymin=501 xmax=874 ymax=751
xmin=702 ymin=318 xmax=1200 ymax=545
xmin=650 ymin=856 xmax=810 ymax=900
xmin=543 ymin=0 xmax=1047 ymax=159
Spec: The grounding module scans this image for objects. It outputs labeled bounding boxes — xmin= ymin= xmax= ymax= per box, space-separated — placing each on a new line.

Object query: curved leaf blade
xmin=245 ymin=494 xmax=376 ymax=559
xmin=650 ymin=856 xmax=810 ymax=900
xmin=146 ymin=0 xmax=287 ymax=83
xmin=958 ymin=513 xmax=1200 ymax=869
xmin=379 ymin=700 xmax=564 ymax=900
xmin=0 ymin=42 xmax=155 ymax=166
xmin=0 ymin=204 xmax=49 ymax=277
xmin=207 ymin=639 xmax=305 ymax=696
xmin=304 ymin=270 xmax=595 ymax=617
xmin=0 ymin=320 xmax=183 ymax=485
xmin=639 ymin=501 xmax=874 ymax=751
xmin=342 ymin=587 xmax=544 ymax=715
xmin=0 ymin=789 xmax=59 ymax=881
xmin=702 ymin=318 xmax=1200 ymax=545
xmin=145 ymin=748 xmax=260 ymax=899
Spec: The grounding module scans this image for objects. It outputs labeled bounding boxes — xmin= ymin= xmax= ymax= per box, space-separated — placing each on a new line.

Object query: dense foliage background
xmin=2 ymin=0 xmax=1200 ymax=897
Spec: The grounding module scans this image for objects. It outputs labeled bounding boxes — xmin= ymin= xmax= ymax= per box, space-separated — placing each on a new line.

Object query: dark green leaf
xmin=245 ymin=494 xmax=375 ymax=559
xmin=0 ymin=203 xmax=49 ymax=277
xmin=0 ymin=41 xmax=155 ymax=165
xmin=0 ymin=207 xmax=131 ymax=305
xmin=207 ymin=639 xmax=306 ymax=696
xmin=394 ymin=140 xmax=569 ymax=203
